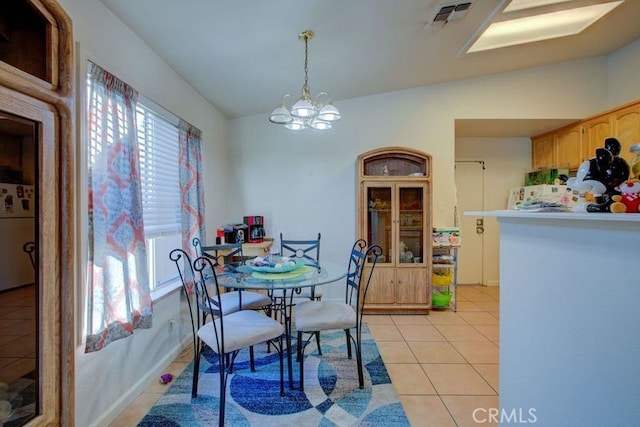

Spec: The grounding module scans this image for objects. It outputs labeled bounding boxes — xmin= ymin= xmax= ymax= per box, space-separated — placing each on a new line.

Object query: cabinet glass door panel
xmin=398 ymin=186 xmax=423 ymax=264
xmin=366 ymin=185 xmax=392 ymax=264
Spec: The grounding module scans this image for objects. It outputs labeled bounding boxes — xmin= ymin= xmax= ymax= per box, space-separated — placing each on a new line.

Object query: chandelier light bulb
xmin=291 ymin=94 xmax=316 ymax=118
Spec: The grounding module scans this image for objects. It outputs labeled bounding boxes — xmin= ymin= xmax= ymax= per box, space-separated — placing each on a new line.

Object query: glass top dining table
xmin=217 ymin=260 xmax=347 ymax=291
xmin=215 ymin=260 xmax=348 ymax=389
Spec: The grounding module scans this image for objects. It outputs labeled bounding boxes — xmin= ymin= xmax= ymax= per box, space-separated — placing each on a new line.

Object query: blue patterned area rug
xmin=1 ymin=370 xmax=36 ymax=427
xmin=138 ymin=324 xmax=409 ymax=426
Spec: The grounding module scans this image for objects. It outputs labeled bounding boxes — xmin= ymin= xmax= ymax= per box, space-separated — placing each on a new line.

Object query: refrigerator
xmin=0 ymin=183 xmax=35 ymax=291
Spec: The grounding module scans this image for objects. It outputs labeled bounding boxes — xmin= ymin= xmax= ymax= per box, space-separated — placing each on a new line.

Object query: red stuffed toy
xmin=610 ymin=179 xmax=640 ymax=213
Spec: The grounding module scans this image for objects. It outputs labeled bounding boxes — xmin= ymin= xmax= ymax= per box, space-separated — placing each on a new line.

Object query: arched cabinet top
xmin=358 ymin=146 xmax=431 ymax=179
xmin=0 ymin=0 xmax=73 ymax=99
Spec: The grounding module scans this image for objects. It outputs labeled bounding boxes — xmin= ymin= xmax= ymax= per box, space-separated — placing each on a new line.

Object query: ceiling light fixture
xmin=503 ymin=0 xmax=571 ymax=13
xmin=269 ymin=30 xmax=341 ymax=131
xmin=467 ymin=1 xmax=624 ymax=53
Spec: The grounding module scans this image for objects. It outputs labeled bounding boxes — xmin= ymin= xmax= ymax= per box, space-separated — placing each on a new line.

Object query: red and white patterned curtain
xmin=179 ymin=120 xmax=206 ymax=264
xmin=85 ymin=62 xmax=152 ymax=352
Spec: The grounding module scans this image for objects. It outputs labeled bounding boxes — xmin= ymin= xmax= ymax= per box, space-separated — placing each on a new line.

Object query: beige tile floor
xmin=111 ymin=285 xmax=500 ymax=426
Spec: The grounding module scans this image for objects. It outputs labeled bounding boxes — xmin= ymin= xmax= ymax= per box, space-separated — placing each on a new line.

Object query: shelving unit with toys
xmin=431 ymin=227 xmax=460 ymax=311
xmin=432 ymin=246 xmax=457 ymax=311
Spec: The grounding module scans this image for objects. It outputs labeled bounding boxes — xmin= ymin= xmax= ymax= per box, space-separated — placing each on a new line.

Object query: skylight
xmin=503 ymin=0 xmax=572 ymax=13
xmin=467 ymin=1 xmax=624 ymax=53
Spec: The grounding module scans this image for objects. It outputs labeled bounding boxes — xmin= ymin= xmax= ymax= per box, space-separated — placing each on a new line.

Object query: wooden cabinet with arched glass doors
xmin=357 ymin=147 xmax=432 ymax=314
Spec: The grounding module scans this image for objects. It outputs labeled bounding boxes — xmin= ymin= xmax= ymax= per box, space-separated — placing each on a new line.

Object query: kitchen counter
xmin=465 ymin=211 xmax=640 ymax=426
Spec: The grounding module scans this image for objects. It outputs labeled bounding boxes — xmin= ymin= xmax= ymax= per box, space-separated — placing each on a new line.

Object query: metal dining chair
xmin=293 ymin=239 xmax=382 ymax=391
xmin=270 ymin=233 xmax=323 ymax=355
xmin=192 ymin=238 xmax=272 ymax=312
xmin=171 ymin=249 xmax=285 ymax=426
xmin=22 ymin=241 xmax=36 ymax=270
xmin=280 ymin=232 xmax=322 ymax=300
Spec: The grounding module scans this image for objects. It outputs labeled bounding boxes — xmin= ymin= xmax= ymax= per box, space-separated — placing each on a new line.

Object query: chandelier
xmin=269 ymin=30 xmax=341 ymax=131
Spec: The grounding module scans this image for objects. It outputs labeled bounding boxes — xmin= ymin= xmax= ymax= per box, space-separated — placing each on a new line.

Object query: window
xmin=86 ymin=71 xmax=182 ymax=292
xmin=135 ymin=102 xmax=182 ymax=290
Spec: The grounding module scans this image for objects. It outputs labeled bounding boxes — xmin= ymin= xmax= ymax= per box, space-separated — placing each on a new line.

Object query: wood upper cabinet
xmin=555 ymin=123 xmax=583 ymax=170
xmin=531 ymin=133 xmax=556 ymax=170
xmin=612 ymin=103 xmax=640 ymax=165
xmin=531 ymin=123 xmax=584 ymax=170
xmin=357 ymin=147 xmax=432 ymax=314
xmin=531 ymin=99 xmax=640 ymax=171
xmin=584 ymin=115 xmax=613 ymax=160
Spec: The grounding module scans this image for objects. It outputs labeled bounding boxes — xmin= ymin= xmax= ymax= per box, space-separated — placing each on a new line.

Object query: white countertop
xmin=464 ymin=210 xmax=640 ymax=222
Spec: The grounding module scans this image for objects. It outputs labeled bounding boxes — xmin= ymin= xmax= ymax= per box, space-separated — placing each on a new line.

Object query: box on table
xmin=507 ymin=184 xmax=587 ymax=210
xmin=432 ymin=227 xmax=460 ymax=246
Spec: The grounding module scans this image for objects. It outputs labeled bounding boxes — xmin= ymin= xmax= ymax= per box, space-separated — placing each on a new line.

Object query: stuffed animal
xmin=610 ymin=179 xmax=640 ymax=213
xmin=566 ymin=138 xmax=630 ymax=212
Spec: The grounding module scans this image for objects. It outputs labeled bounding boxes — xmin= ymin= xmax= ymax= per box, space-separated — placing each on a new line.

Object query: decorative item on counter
xmin=507 ymin=184 xmax=581 ymax=210
xmin=525 ymin=167 xmax=569 ymax=186
xmin=566 ymin=137 xmax=629 ymax=213
xmin=609 ymin=179 xmax=640 ymax=213
xmin=159 ymin=373 xmax=174 ymax=385
xmin=630 ymin=143 xmax=640 ymax=179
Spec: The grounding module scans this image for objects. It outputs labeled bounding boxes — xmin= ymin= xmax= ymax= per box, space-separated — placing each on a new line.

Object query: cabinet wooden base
xmin=363 ymin=304 xmax=431 ymax=315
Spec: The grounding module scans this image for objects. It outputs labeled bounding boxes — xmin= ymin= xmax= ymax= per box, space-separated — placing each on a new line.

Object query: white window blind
xmin=136 ymin=104 xmax=181 ymax=237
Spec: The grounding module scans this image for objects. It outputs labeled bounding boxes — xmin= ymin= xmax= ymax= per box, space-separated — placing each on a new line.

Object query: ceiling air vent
xmin=430 ymin=1 xmax=474 ymax=26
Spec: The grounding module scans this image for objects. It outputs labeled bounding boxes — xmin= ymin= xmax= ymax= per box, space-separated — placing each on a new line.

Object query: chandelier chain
xmin=302 ymin=34 xmax=310 ymax=99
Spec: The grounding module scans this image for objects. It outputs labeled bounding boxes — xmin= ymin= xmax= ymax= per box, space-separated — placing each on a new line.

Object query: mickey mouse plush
xmin=610 ymin=179 xmax=640 ymax=213
xmin=566 ymin=138 xmax=630 ymax=212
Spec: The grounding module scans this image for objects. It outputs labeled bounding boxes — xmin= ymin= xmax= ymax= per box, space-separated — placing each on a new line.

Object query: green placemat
xmin=251 ymin=265 xmax=315 ymax=280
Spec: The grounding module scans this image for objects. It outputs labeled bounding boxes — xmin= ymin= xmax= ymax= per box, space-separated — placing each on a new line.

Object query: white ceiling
xmin=99 ymin=0 xmax=640 ymax=136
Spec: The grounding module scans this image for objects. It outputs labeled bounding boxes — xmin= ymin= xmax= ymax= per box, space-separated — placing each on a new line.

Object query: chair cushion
xmin=294 ymin=300 xmax=356 ymax=332
xmin=198 ymin=310 xmax=284 ymax=354
xmin=237 ymin=291 xmax=272 ymax=310
xmin=215 ymin=291 xmax=271 ymax=315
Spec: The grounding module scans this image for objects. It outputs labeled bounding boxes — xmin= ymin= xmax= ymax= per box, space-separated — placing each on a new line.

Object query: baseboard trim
xmin=91 ymin=336 xmax=190 ymax=427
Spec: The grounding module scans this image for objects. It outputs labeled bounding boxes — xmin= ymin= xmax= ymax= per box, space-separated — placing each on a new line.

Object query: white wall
xmin=229 ymin=57 xmax=609 ymax=299
xmin=455 ymin=137 xmax=532 ymax=285
xmin=57 ymin=0 xmax=230 ymax=425
xmin=608 ymin=38 xmax=640 ymax=107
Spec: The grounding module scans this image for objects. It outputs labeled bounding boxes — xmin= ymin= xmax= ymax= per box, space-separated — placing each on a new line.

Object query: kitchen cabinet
xmin=555 ymin=123 xmax=584 ymax=170
xmin=531 ymin=133 xmax=556 ymax=170
xmin=612 ymin=103 xmax=640 ymax=165
xmin=531 ymin=99 xmax=640 ymax=171
xmin=357 ymin=147 xmax=432 ymax=314
xmin=531 ymin=123 xmax=585 ymax=171
xmin=584 ymin=115 xmax=613 ymax=159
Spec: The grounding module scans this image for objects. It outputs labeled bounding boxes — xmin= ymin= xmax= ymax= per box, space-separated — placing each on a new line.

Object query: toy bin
xmin=432 ymin=268 xmax=453 ymax=286
xmin=432 ymin=290 xmax=452 ymax=307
